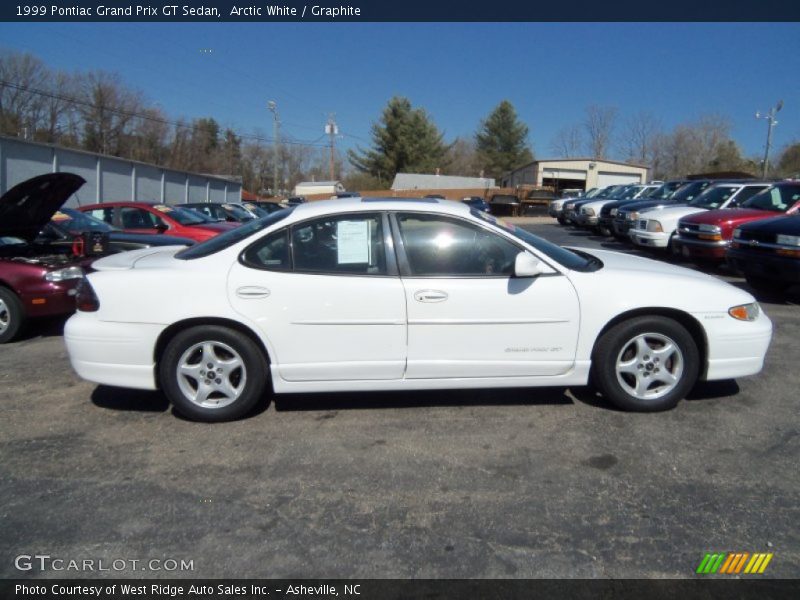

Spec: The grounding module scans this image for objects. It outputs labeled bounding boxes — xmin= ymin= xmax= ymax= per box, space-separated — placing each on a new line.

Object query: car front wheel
xmin=159 ymin=325 xmax=269 ymax=421
xmin=0 ymin=287 xmax=25 ymax=344
xmin=591 ymin=316 xmax=699 ymax=412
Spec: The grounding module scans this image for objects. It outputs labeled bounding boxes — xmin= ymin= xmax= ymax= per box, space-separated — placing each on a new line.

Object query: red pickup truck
xmin=676 ymin=182 xmax=800 ymax=262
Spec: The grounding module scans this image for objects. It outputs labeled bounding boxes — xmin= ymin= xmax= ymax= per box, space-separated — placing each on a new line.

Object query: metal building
xmin=0 ymin=135 xmax=242 ymax=207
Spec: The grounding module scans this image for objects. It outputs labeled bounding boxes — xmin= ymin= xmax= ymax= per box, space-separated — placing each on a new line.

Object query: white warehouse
xmin=502 ymin=158 xmax=650 ymax=192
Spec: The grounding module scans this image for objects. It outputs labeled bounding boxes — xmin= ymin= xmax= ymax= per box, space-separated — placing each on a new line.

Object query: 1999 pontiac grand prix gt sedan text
xmin=65 ymin=198 xmax=773 ymax=421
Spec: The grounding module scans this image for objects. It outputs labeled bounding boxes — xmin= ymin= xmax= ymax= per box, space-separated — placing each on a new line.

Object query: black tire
xmin=591 ymin=316 xmax=699 ymax=412
xmin=557 ymin=216 xmax=567 ymax=226
xmin=159 ymin=325 xmax=269 ymax=422
xmin=745 ymin=275 xmax=788 ymax=295
xmin=0 ymin=287 xmax=25 ymax=344
xmin=667 ymin=234 xmax=682 ymax=260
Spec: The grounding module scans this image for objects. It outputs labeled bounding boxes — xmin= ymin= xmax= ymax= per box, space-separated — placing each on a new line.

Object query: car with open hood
xmin=65 ymin=197 xmax=771 ymax=421
xmin=0 ymin=173 xmax=89 ymax=343
xmin=77 ymin=201 xmax=237 ymax=243
xmin=676 ymin=182 xmax=800 ymax=262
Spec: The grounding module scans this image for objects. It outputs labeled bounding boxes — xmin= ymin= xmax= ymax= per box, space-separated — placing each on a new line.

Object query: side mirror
xmin=514 ymin=252 xmax=546 ymax=277
xmin=154 ymin=223 xmax=168 ymax=234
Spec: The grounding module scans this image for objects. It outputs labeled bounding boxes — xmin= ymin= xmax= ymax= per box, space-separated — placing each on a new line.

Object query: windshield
xmin=51 ymin=208 xmax=117 ymax=232
xmin=223 ymin=204 xmax=255 ymax=220
xmin=160 ymin=205 xmax=211 ymax=225
xmin=669 ymin=181 xmax=710 ymax=203
xmin=742 ymin=185 xmax=800 ymax=213
xmin=689 ymin=185 xmax=739 ymax=209
xmin=648 ymin=181 xmax=684 ymax=200
xmin=618 ymin=186 xmax=644 ymax=200
xmin=471 ymin=210 xmax=600 ymax=272
xmin=176 ymin=207 xmax=295 ymax=259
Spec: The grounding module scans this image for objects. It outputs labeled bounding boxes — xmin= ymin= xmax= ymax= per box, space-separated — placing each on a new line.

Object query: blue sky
xmin=1 ymin=22 xmax=798 ymax=161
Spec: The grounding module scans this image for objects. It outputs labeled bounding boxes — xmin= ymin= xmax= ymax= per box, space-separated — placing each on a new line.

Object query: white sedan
xmin=65 ymin=198 xmax=772 ymax=421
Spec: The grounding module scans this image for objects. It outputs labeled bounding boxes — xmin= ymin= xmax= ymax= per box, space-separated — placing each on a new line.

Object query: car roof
xmin=288 ymin=196 xmax=473 ymax=218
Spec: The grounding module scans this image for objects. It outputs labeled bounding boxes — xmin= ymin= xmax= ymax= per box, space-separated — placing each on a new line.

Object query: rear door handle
xmin=236 ymin=286 xmax=271 ymax=299
xmin=414 ymin=289 xmax=448 ymax=303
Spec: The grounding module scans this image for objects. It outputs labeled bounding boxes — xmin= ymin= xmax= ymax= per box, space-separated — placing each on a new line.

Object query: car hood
xmin=680 ymin=208 xmax=779 ymax=226
xmin=737 ymin=214 xmax=800 ymax=235
xmin=640 ymin=205 xmax=706 ymax=221
xmin=568 ymin=247 xmax=717 ymax=282
xmin=0 ymin=173 xmax=86 ymax=241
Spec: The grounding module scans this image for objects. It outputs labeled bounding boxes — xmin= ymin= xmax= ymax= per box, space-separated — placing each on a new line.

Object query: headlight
xmin=44 ymin=266 xmax=85 ymax=282
xmin=699 ymin=223 xmax=721 ymax=233
xmin=728 ymin=302 xmax=760 ymax=322
xmin=646 ymin=220 xmax=663 ymax=232
xmin=777 ymin=234 xmax=800 ymax=246
xmin=583 ymin=208 xmax=595 ymax=216
xmin=733 ymin=228 xmax=742 ymax=239
xmin=628 ymin=212 xmax=638 ymax=221
xmin=610 ymin=208 xmax=618 ymax=216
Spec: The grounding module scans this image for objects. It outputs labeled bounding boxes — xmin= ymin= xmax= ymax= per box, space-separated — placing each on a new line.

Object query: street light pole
xmin=756 ymin=100 xmax=783 ymax=179
xmin=268 ymin=101 xmax=280 ymax=196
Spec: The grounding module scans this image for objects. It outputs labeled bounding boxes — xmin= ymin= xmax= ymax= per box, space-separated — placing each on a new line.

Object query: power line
xmin=0 ymin=79 xmax=331 ymax=148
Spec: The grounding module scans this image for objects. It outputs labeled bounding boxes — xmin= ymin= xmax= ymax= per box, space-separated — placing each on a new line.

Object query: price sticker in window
xmin=337 ymin=220 xmax=371 ymax=264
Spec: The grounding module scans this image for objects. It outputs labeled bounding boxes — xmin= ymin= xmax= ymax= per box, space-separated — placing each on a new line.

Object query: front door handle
xmin=236 ymin=286 xmax=271 ymax=299
xmin=414 ymin=289 xmax=448 ymax=303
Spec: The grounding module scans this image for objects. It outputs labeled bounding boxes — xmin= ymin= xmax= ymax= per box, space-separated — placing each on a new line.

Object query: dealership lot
xmin=1 ymin=222 xmax=798 ymax=579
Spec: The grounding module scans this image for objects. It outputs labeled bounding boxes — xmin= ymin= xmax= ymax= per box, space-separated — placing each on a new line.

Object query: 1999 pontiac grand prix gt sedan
xmin=65 ymin=198 xmax=773 ymax=421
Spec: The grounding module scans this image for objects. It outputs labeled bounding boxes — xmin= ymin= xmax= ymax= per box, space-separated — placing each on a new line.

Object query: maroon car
xmin=0 ymin=173 xmax=89 ymax=343
xmin=676 ymin=182 xmax=800 ymax=262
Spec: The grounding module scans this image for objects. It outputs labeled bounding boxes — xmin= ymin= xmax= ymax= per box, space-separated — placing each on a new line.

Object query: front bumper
xmin=676 ymin=237 xmax=729 ymax=260
xmin=20 ymin=280 xmax=80 ymax=318
xmin=727 ymin=248 xmax=800 ymax=284
xmin=630 ymin=229 xmax=670 ymax=248
xmin=700 ymin=310 xmax=773 ymax=381
xmin=576 ymin=213 xmax=598 ymax=226
xmin=64 ymin=313 xmax=164 ymax=390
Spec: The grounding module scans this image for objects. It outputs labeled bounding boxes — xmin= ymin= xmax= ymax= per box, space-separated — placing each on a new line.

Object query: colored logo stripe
xmin=697 ymin=552 xmax=773 ymax=574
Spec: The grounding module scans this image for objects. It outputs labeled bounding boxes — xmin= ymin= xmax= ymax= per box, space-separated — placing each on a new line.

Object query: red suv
xmin=676 ymin=182 xmax=800 ymax=262
xmin=77 ymin=202 xmax=237 ymax=243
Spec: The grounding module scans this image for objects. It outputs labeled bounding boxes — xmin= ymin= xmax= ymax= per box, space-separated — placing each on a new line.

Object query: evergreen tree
xmin=348 ymin=96 xmax=448 ymax=184
xmin=475 ymin=100 xmax=533 ymax=180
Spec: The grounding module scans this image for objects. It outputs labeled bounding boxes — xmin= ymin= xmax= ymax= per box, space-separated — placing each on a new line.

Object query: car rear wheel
xmin=159 ymin=325 xmax=268 ymax=421
xmin=0 ymin=287 xmax=25 ymax=344
xmin=592 ymin=316 xmax=699 ymax=412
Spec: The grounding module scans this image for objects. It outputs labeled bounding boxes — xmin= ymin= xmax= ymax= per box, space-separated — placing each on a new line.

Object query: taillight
xmin=75 ymin=278 xmax=100 ymax=312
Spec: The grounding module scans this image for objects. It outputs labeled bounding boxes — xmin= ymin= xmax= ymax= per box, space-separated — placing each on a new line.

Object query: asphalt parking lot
xmin=1 ymin=221 xmax=798 ymax=579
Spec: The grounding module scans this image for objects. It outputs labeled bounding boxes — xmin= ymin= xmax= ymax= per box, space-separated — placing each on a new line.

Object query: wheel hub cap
xmin=0 ymin=298 xmax=8 ymax=333
xmin=176 ymin=341 xmax=246 ymax=409
xmin=615 ymin=332 xmax=684 ymax=400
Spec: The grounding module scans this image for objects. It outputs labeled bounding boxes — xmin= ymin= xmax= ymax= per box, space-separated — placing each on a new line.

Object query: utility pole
xmin=325 ymin=114 xmax=338 ymax=181
xmin=268 ymin=101 xmax=280 ymax=196
xmin=756 ymin=100 xmax=783 ymax=178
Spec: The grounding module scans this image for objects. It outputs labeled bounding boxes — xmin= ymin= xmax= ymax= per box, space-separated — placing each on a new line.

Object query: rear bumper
xmin=64 ymin=313 xmax=163 ymax=390
xmin=727 ymin=248 xmax=800 ymax=283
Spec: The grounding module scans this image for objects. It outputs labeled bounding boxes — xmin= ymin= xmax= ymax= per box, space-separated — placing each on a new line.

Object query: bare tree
xmin=444 ymin=136 xmax=479 ymax=175
xmin=549 ymin=124 xmax=583 ymax=157
xmin=78 ymin=70 xmax=143 ymax=155
xmin=620 ymin=111 xmax=662 ymax=164
xmin=0 ymin=51 xmax=48 ymax=137
xmin=583 ymin=105 xmax=617 ymax=159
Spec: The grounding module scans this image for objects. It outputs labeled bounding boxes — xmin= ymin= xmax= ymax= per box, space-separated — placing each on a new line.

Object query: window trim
xmin=239 ymin=211 xmax=399 ymax=278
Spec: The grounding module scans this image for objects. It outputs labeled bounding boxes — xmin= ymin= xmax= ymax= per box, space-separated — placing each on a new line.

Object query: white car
xmin=576 ymin=184 xmax=660 ymax=228
xmin=629 ymin=182 xmax=771 ymax=252
xmin=65 ymin=198 xmax=772 ymax=421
